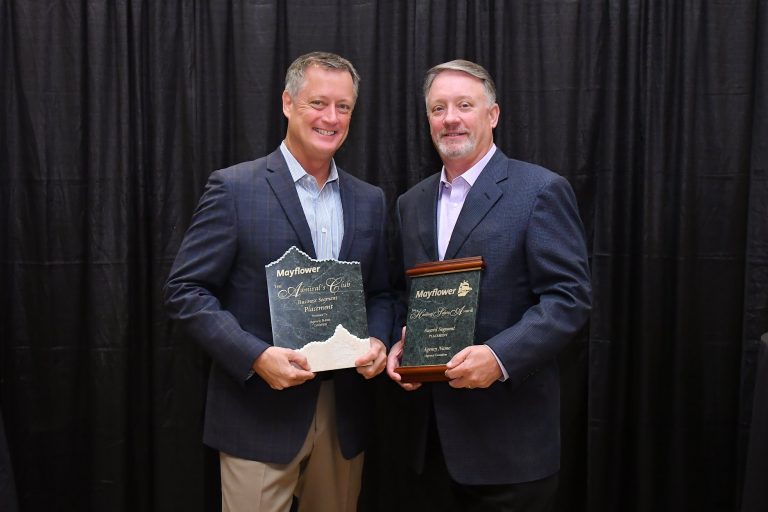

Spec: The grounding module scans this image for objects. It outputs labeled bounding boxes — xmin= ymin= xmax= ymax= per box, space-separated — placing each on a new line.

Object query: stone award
xmin=394 ymin=256 xmax=484 ymax=383
xmin=266 ymin=246 xmax=370 ymax=372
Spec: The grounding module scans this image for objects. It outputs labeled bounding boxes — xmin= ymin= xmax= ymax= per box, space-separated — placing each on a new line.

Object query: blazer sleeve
xmin=163 ymin=170 xmax=270 ymax=382
xmin=363 ymin=188 xmax=396 ymax=348
xmin=389 ymin=194 xmax=409 ymax=342
xmin=485 ymin=174 xmax=592 ymax=387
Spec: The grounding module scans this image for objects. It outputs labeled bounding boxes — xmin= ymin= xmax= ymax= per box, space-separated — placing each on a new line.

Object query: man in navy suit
xmin=386 ymin=60 xmax=592 ymax=511
xmin=165 ymin=52 xmax=392 ymax=512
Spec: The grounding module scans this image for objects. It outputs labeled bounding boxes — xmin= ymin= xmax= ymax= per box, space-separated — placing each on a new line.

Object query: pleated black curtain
xmin=1 ymin=1 xmax=766 ymax=511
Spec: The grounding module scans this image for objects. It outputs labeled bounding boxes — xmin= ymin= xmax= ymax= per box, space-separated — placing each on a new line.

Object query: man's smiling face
xmin=282 ymin=65 xmax=356 ymax=169
xmin=426 ymin=70 xmax=499 ymax=174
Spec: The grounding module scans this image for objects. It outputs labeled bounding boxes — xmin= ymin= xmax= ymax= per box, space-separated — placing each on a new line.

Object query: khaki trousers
xmin=220 ymin=381 xmax=364 ymax=512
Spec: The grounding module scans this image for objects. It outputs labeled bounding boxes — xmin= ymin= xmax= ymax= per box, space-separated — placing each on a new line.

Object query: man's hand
xmin=385 ymin=327 xmax=421 ymax=391
xmin=354 ymin=337 xmax=387 ymax=379
xmin=252 ymin=347 xmax=315 ymax=390
xmin=444 ymin=345 xmax=501 ymax=389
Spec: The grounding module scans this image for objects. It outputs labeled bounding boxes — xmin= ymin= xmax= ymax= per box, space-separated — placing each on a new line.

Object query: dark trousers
xmin=417 ymin=410 xmax=558 ymax=512
xmin=449 ymin=474 xmax=559 ymax=512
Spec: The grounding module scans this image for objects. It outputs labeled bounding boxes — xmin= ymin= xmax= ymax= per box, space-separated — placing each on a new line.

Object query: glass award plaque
xmin=394 ymin=256 xmax=484 ymax=383
xmin=265 ymin=246 xmax=370 ymax=372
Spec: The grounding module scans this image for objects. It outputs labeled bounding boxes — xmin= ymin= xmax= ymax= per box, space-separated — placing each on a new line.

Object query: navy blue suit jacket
xmin=395 ymin=149 xmax=591 ymax=485
xmin=164 ymin=148 xmax=392 ymax=463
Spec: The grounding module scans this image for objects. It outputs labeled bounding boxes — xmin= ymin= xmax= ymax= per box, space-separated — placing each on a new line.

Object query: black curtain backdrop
xmin=2 ymin=1 xmax=767 ymax=511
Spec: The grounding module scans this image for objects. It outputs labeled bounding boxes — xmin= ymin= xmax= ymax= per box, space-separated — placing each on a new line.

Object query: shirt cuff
xmin=484 ymin=345 xmax=509 ymax=381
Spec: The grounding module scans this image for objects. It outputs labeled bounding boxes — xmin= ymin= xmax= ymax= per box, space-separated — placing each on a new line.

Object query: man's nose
xmin=323 ymin=106 xmax=339 ymax=123
xmin=443 ymin=106 xmax=460 ymax=124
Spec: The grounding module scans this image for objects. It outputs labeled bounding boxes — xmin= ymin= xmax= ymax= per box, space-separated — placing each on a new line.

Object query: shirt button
xmin=321 ymin=227 xmax=328 ymax=233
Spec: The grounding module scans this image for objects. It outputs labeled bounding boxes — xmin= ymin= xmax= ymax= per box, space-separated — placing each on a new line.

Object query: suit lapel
xmin=338 ymin=170 xmax=356 ymax=261
xmin=443 ymin=152 xmax=506 ymax=260
xmin=416 ymin=175 xmax=441 ymax=261
xmin=264 ymin=150 xmax=317 ymax=259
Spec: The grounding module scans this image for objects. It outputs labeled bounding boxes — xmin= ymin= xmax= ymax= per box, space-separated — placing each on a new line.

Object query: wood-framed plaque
xmin=395 ymin=256 xmax=484 ymax=383
xmin=265 ymin=246 xmax=370 ymax=372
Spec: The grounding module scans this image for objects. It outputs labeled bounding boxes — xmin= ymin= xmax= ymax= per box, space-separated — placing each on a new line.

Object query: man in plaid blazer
xmin=165 ymin=52 xmax=392 ymax=512
xmin=387 ymin=59 xmax=592 ymax=511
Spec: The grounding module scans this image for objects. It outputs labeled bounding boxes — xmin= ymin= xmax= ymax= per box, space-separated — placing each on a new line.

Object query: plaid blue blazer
xmin=165 ymin=148 xmax=393 ymax=463
xmin=394 ymin=149 xmax=592 ymax=485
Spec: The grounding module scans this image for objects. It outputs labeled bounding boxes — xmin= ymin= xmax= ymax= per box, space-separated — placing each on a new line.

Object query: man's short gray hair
xmin=423 ymin=59 xmax=497 ymax=109
xmin=285 ymin=52 xmax=361 ymax=100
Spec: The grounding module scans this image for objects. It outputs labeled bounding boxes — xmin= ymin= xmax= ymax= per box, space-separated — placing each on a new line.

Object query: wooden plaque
xmin=395 ymin=256 xmax=484 ymax=383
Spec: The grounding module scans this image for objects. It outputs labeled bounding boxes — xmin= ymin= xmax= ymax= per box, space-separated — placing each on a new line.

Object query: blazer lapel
xmin=264 ymin=150 xmax=317 ymax=259
xmin=416 ymin=175 xmax=441 ymax=261
xmin=443 ymin=153 xmax=506 ymax=260
xmin=338 ymin=171 xmax=356 ymax=261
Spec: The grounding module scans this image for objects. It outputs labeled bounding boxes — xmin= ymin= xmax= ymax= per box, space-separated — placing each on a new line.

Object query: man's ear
xmin=282 ymin=90 xmax=293 ymax=119
xmin=489 ymin=103 xmax=500 ymax=129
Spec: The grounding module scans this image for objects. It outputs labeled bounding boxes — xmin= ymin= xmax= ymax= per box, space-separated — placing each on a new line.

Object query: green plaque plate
xmin=395 ymin=257 xmax=484 ymax=382
xmin=265 ymin=246 xmax=370 ymax=372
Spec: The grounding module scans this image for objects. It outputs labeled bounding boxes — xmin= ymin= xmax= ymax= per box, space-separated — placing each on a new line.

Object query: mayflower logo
xmin=415 ymin=287 xmax=456 ymax=299
xmin=415 ymin=281 xmax=473 ymax=300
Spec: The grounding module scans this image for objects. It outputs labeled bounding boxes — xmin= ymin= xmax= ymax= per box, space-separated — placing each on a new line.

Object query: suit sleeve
xmin=364 ymin=188 xmax=396 ymax=348
xmin=163 ymin=170 xmax=270 ymax=382
xmin=485 ymin=175 xmax=592 ymax=387
xmin=389 ymin=194 xmax=409 ymax=342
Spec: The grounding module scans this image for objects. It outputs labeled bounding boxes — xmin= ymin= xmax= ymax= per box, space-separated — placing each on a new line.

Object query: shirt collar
xmin=440 ymin=144 xmax=497 ymax=187
xmin=280 ymin=141 xmax=339 ymax=185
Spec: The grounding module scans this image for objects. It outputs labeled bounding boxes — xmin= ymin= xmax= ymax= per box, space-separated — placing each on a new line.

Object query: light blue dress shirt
xmin=280 ymin=142 xmax=344 ymax=260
